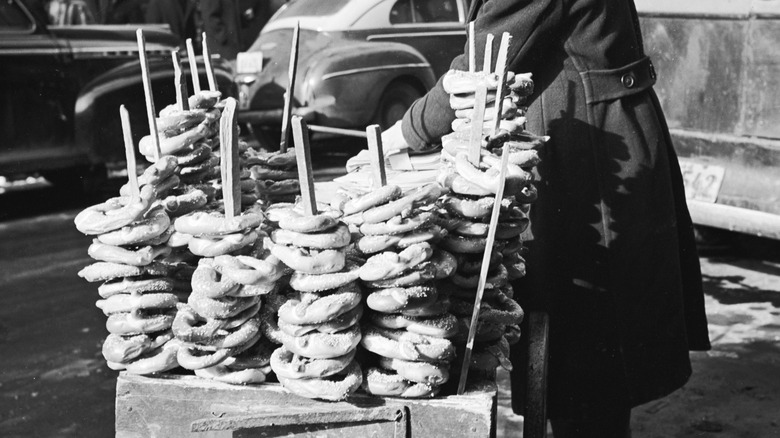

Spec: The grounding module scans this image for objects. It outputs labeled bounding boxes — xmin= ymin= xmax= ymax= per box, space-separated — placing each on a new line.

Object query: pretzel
xmin=276 ymin=361 xmax=362 ymax=401
xmin=74 ymin=185 xmax=155 ymax=235
xmin=359 ymin=243 xmax=433 ymax=282
xmin=362 ymin=367 xmax=438 ymax=398
xmin=366 ymin=285 xmax=438 ymax=314
xmin=87 ymin=241 xmax=171 ymax=267
xmin=361 ymin=326 xmax=455 ymax=362
xmin=277 ymin=283 xmax=362 ymax=326
xmin=379 ymin=356 xmax=450 ymax=385
xmin=271 ymin=345 xmax=355 ymax=380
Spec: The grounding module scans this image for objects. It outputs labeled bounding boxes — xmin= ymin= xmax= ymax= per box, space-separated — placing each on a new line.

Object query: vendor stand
xmin=75 ymin=26 xmax=548 ymax=438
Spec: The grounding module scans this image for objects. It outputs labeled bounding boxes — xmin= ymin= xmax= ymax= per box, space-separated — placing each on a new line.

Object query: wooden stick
xmin=280 ymin=21 xmax=301 ymax=153
xmin=366 ymin=124 xmax=387 ymax=188
xmin=491 ymin=32 xmax=511 ymax=136
xmin=468 ymin=81 xmax=488 ymax=165
xmin=468 ymin=21 xmax=476 ymax=73
xmin=291 ymin=116 xmax=317 ymax=215
xmin=220 ymin=97 xmax=240 ymax=219
xmin=136 ymin=29 xmax=161 ymax=161
xmin=482 ymin=33 xmax=494 ymax=74
xmin=186 ymin=38 xmax=201 ymax=94
xmin=172 ymin=50 xmax=190 ymax=111
xmin=307 ymin=124 xmax=367 ymax=138
xmin=202 ymin=32 xmax=217 ymax=92
xmin=119 ymin=105 xmax=140 ymax=201
xmin=457 ymin=142 xmax=511 ymax=395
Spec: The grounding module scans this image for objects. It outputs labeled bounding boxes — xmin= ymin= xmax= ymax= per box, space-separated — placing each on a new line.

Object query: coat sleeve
xmin=401 ymin=0 xmax=563 ymax=150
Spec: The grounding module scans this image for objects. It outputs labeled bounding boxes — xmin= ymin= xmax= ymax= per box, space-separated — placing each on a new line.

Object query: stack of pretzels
xmin=172 ymin=243 xmax=285 ymax=383
xmin=76 ymin=157 xmax=191 ymax=375
xmin=263 ymin=202 xmax=364 ymax=401
xmin=139 ymin=91 xmax=224 ymax=217
xmin=246 ymin=148 xmax=300 ymax=203
xmin=434 ymin=68 xmax=544 ymax=378
xmin=168 ymin=204 xmax=277 ymax=381
xmin=329 ymin=184 xmax=459 ymax=398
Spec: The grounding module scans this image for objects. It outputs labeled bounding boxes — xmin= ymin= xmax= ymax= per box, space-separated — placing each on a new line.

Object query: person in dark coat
xmin=145 ymin=0 xmax=197 ymax=45
xmin=382 ymin=0 xmax=711 ymax=435
xmin=200 ymin=0 xmax=241 ymax=61
xmin=102 ymin=0 xmax=144 ymax=24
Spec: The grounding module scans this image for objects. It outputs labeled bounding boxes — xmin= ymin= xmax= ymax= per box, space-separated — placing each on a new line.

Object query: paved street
xmin=0 ymin=169 xmax=778 ymax=437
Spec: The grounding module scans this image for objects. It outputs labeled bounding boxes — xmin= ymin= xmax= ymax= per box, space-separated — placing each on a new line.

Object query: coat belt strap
xmin=579 ymin=56 xmax=657 ymax=104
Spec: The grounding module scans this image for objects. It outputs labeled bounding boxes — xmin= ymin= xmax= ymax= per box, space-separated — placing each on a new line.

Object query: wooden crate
xmin=115 ymin=373 xmax=497 ymax=437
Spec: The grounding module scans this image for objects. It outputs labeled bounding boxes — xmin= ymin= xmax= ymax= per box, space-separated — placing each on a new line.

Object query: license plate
xmin=236 ymin=51 xmax=264 ymax=74
xmin=679 ymin=159 xmax=725 ymax=203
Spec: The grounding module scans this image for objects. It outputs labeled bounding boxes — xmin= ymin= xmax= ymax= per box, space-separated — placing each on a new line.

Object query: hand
xmin=380 ymin=120 xmax=409 ymax=156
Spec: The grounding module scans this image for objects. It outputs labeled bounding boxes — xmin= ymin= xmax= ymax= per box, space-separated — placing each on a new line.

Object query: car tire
xmin=376 ymin=81 xmax=423 ymax=130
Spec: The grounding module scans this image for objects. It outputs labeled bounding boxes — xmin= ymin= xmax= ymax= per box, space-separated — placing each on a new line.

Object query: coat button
xmin=621 ymin=73 xmax=635 ymax=88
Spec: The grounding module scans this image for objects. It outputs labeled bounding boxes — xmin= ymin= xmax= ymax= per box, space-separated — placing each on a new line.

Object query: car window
xmin=390 ymin=0 xmax=460 ymax=25
xmin=47 ymin=0 xmax=96 ymax=25
xmin=389 ymin=0 xmax=412 ymax=24
xmin=274 ymin=0 xmax=351 ymax=20
xmin=0 ymin=0 xmax=35 ymax=31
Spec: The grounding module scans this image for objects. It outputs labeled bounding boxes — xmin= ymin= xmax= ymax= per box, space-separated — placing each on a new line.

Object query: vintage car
xmin=235 ymin=0 xmax=472 ymax=147
xmin=0 ymin=0 xmax=235 ymax=189
xmin=637 ymin=0 xmax=780 ymax=240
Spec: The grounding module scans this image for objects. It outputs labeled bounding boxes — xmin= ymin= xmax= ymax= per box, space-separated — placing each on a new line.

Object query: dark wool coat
xmin=145 ymin=0 xmax=197 ymax=44
xmin=200 ymin=0 xmax=242 ymax=60
xmin=401 ymin=0 xmax=711 ymax=418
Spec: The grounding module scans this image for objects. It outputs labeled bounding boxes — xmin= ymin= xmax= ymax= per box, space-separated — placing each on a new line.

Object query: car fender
xmin=300 ymin=40 xmax=436 ymax=127
xmin=74 ymin=56 xmax=236 ymax=165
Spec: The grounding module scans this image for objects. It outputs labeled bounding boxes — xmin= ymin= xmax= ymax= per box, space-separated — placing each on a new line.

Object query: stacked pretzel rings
xmin=266 ymin=201 xmax=364 ymax=401
xmin=431 ymin=67 xmax=542 ymax=379
xmin=245 ymin=148 xmax=300 ymax=203
xmin=331 ymin=184 xmax=460 ymax=398
xmin=76 ymin=157 xmax=200 ymax=375
xmin=140 ymin=91 xmax=225 ymax=212
xmin=171 ymin=231 xmax=284 ymax=383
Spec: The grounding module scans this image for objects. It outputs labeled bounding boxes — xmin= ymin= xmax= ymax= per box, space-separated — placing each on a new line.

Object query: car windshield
xmin=1 ymin=0 xmax=34 ymax=31
xmin=273 ymin=0 xmax=352 ymax=20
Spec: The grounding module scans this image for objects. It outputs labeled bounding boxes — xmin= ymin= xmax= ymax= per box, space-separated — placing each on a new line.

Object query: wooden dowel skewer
xmin=186 ymin=38 xmax=201 ymax=94
xmin=468 ymin=81 xmax=488 ymax=165
xmin=172 ymin=50 xmax=189 ymax=111
xmin=482 ymin=33 xmax=494 ymax=74
xmin=468 ymin=21 xmax=476 ymax=73
xmin=119 ymin=105 xmax=139 ymax=201
xmin=457 ymin=142 xmax=512 ymax=395
xmin=307 ymin=124 xmax=367 ymax=138
xmin=280 ymin=21 xmax=301 ymax=153
xmin=291 ymin=116 xmax=317 ymax=215
xmin=202 ymin=32 xmax=217 ymax=92
xmin=136 ymin=29 xmax=161 ymax=161
xmin=220 ymin=98 xmax=240 ymax=219
xmin=491 ymin=32 xmax=511 ymax=136
xmin=366 ymin=124 xmax=387 ymax=188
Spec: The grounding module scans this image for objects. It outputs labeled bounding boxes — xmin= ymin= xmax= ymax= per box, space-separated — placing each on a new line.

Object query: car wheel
xmin=376 ymin=82 xmax=422 ymax=130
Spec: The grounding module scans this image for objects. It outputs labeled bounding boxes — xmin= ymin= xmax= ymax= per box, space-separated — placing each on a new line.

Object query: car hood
xmin=48 ymin=24 xmax=179 ymax=55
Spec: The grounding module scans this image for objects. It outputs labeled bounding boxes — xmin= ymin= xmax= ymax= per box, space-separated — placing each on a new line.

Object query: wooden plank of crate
xmin=116 ymin=373 xmax=496 ymax=438
xmin=192 ymin=405 xmax=407 ymax=435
